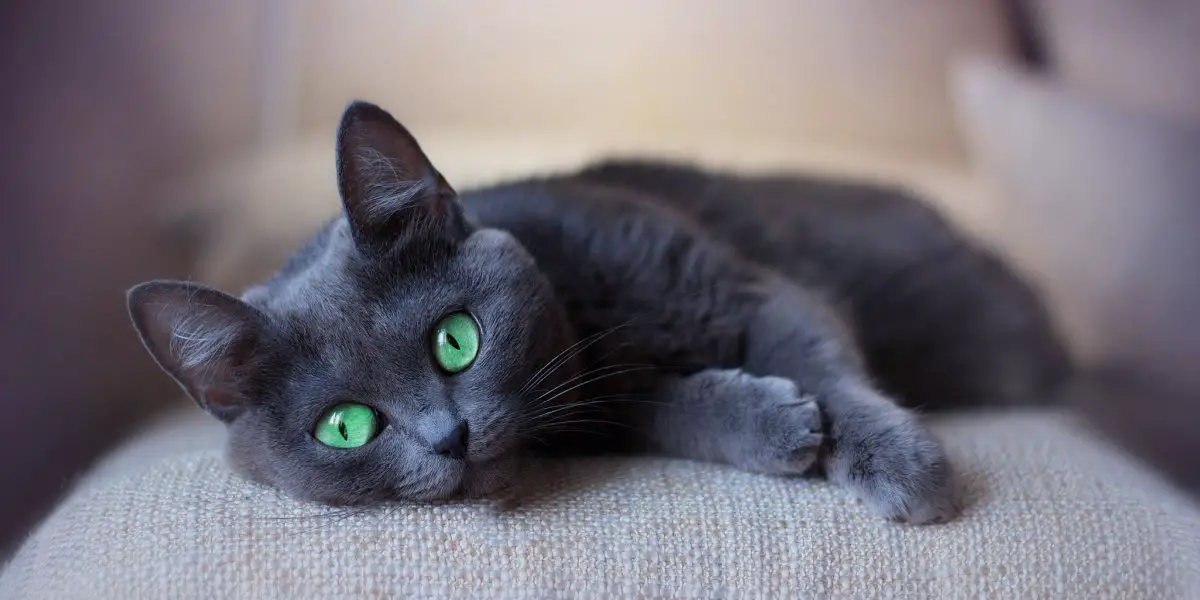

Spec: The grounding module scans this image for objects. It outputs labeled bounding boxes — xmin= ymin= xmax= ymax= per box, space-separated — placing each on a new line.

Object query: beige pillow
xmin=1033 ymin=0 xmax=1200 ymax=129
xmin=953 ymin=59 xmax=1200 ymax=391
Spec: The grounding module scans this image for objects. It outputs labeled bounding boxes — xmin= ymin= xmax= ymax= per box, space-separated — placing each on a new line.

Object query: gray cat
xmin=127 ymin=101 xmax=1069 ymax=524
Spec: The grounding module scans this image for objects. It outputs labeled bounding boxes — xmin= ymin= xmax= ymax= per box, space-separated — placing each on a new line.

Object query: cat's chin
xmin=459 ymin=452 xmax=521 ymax=500
xmin=371 ymin=452 xmax=521 ymax=505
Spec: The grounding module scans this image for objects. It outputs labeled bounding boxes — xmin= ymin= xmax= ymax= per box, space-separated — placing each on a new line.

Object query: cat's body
xmin=128 ymin=102 xmax=1069 ymax=524
xmin=477 ymin=161 xmax=1068 ymax=413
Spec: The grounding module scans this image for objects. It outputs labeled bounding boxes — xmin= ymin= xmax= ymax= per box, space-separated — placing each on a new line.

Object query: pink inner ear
xmin=429 ymin=192 xmax=448 ymax=218
xmin=129 ymin=281 xmax=262 ymax=419
xmin=196 ymin=381 xmax=243 ymax=411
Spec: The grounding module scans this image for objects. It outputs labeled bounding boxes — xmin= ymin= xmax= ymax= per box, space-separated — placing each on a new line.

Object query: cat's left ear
xmin=126 ymin=280 xmax=265 ymax=422
xmin=335 ymin=100 xmax=469 ymax=254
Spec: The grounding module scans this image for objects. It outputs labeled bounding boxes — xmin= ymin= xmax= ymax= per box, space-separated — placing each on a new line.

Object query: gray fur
xmin=127 ymin=101 xmax=1069 ymax=523
xmin=646 ymin=370 xmax=824 ymax=476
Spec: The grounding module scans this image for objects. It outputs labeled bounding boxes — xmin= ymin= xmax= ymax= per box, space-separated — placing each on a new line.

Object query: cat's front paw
xmin=723 ymin=372 xmax=825 ymax=476
xmin=825 ymin=392 xmax=959 ymax=524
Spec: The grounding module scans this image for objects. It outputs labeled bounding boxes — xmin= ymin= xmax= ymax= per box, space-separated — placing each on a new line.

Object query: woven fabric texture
xmin=3 ymin=410 xmax=1198 ymax=599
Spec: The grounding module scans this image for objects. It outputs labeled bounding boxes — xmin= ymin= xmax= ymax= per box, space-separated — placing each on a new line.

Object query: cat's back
xmin=570 ymin=159 xmax=1071 ymax=408
xmin=571 ymin=159 xmax=963 ymax=289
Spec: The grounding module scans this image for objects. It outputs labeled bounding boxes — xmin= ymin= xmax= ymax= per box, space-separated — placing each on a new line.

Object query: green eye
xmin=432 ymin=311 xmax=480 ymax=373
xmin=314 ymin=403 xmax=379 ymax=449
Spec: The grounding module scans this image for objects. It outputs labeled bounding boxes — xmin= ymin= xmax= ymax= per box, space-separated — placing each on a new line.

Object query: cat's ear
xmin=335 ymin=100 xmax=468 ymax=253
xmin=126 ymin=280 xmax=264 ymax=422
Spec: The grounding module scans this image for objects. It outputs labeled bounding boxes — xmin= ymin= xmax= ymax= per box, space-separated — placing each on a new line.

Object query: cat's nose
xmin=430 ymin=420 xmax=469 ymax=460
xmin=417 ymin=411 xmax=469 ymax=459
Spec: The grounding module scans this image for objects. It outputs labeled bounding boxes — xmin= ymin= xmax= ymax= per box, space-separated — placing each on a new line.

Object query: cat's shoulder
xmin=460 ymin=169 xmax=689 ymax=230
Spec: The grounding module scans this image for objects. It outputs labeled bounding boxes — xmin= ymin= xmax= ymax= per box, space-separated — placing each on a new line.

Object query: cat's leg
xmin=742 ymin=283 xmax=960 ymax=524
xmin=645 ymin=369 xmax=825 ymax=475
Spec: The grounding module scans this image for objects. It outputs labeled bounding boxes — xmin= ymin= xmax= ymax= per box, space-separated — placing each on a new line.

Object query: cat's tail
xmin=856 ymin=244 xmax=1075 ymax=413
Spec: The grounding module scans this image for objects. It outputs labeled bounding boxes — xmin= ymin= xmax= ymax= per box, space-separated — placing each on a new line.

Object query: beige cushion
xmin=3 ymin=408 xmax=1197 ymax=598
xmin=288 ymin=0 xmax=1014 ymax=158
xmin=953 ymin=59 xmax=1200 ymax=391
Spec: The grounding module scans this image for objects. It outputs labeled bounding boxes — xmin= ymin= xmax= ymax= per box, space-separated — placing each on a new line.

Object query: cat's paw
xmin=719 ymin=371 xmax=825 ymax=476
xmin=825 ymin=392 xmax=959 ymax=524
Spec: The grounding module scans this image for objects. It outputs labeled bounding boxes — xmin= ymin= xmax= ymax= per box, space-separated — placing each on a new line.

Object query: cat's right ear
xmin=126 ymin=280 xmax=264 ymax=422
xmin=335 ymin=100 xmax=468 ymax=254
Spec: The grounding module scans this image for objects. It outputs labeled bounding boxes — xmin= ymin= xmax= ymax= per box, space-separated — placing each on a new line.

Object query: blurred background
xmin=2 ymin=0 xmax=1198 ymax=555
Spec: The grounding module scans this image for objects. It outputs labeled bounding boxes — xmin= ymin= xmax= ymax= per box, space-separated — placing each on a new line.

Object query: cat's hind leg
xmin=742 ymin=283 xmax=960 ymax=524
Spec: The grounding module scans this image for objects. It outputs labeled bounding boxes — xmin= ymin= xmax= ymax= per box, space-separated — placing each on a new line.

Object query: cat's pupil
xmin=447 ymin=334 xmax=461 ymax=350
xmin=338 ymin=421 xmax=348 ymax=440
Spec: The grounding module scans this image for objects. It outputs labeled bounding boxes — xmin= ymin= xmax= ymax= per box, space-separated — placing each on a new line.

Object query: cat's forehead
xmin=244 ymin=224 xmax=479 ymax=328
xmin=238 ymin=223 xmax=537 ymax=354
xmin=243 ymin=221 xmax=361 ymax=315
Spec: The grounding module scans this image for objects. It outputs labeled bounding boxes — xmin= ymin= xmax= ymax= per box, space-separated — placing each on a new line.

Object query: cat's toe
xmin=828 ymin=410 xmax=959 ymax=525
xmin=747 ymin=376 xmax=825 ymax=475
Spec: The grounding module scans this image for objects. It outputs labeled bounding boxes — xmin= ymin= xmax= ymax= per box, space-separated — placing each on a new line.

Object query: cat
xmin=127 ymin=101 xmax=1070 ymax=524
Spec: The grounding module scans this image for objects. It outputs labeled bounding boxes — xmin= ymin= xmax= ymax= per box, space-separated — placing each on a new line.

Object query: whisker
xmin=262 ymin=506 xmax=370 ymax=522
xmin=270 ymin=505 xmax=382 ymax=537
xmin=524 ymin=425 xmax=619 ymax=440
xmin=518 ymin=278 xmax=737 ymax=400
xmin=538 ymin=417 xmax=642 ymax=433
xmin=520 ymin=325 xmax=627 ymax=394
xmin=519 ymin=322 xmax=633 ymax=394
xmin=529 ymin=362 xmax=657 ymax=407
xmin=528 ymin=365 xmax=661 ymax=413
xmin=525 ymin=393 xmax=661 ymax=422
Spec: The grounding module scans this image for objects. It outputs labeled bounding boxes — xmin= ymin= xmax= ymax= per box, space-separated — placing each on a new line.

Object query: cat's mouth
xmin=369 ymin=451 xmax=520 ymax=505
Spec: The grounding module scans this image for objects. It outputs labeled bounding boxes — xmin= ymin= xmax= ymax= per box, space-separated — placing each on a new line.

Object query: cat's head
xmin=127 ymin=101 xmax=579 ymax=505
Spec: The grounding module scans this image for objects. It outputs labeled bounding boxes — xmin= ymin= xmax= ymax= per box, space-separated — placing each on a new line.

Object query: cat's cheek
xmin=222 ymin=438 xmax=277 ymax=489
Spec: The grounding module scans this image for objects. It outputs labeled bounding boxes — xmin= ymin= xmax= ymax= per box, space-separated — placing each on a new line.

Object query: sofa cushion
xmin=1032 ymin=0 xmax=1200 ymax=129
xmin=3 ymin=409 xmax=1197 ymax=599
xmin=953 ymin=59 xmax=1200 ymax=391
